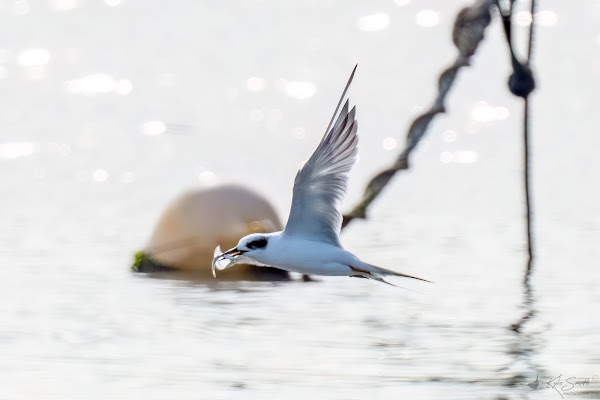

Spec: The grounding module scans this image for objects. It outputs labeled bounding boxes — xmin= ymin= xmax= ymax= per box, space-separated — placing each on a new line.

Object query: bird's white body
xmin=246 ymin=232 xmax=358 ymax=276
xmin=212 ymin=65 xmax=430 ymax=286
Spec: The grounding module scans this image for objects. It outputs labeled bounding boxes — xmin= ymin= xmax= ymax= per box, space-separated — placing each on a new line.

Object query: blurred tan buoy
xmin=133 ymin=184 xmax=289 ymax=280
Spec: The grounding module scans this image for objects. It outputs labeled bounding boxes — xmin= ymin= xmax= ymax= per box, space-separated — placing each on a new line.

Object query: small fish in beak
xmin=211 ymin=245 xmax=247 ymax=277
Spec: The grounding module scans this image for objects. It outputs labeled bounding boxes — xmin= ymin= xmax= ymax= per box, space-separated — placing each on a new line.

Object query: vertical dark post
xmin=501 ymin=0 xmax=537 ymax=281
xmin=523 ymin=0 xmax=536 ymax=282
xmin=523 ymin=98 xmax=533 ymax=280
xmin=506 ymin=1 xmax=539 ymax=361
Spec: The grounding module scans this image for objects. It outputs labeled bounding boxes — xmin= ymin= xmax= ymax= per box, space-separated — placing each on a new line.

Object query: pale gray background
xmin=1 ymin=0 xmax=599 ymax=399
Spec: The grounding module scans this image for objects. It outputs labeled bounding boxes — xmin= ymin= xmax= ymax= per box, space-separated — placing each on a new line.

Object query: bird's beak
xmin=211 ymin=246 xmax=247 ymax=278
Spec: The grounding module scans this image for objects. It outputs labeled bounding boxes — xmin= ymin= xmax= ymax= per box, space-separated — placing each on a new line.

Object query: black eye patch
xmin=247 ymin=238 xmax=268 ymax=249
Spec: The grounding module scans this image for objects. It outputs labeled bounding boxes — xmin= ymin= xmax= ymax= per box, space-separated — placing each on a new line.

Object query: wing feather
xmin=283 ymin=66 xmax=358 ymax=246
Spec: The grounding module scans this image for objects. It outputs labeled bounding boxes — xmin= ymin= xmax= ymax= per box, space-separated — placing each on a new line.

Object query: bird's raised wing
xmin=283 ymin=65 xmax=358 ymax=247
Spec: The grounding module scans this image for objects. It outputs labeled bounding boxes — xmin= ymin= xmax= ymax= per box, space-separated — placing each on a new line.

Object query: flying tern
xmin=212 ymin=65 xmax=430 ymax=286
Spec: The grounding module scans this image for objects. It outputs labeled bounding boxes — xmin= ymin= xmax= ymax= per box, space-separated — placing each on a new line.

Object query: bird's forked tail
xmin=349 ymin=262 xmax=432 ymax=287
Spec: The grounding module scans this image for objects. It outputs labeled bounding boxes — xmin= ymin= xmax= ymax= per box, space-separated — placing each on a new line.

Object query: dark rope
xmin=342 ymin=0 xmax=495 ymax=229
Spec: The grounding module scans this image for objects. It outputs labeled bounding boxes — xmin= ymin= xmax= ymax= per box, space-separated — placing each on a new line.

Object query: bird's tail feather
xmin=350 ymin=262 xmax=432 ymax=284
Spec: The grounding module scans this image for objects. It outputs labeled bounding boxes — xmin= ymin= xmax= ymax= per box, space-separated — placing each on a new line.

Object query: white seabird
xmin=212 ymin=65 xmax=430 ymax=286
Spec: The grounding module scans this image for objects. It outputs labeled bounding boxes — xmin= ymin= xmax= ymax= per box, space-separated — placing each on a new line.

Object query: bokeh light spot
xmin=470 ymin=101 xmax=511 ymax=123
xmin=93 ymin=169 xmax=109 ymax=182
xmin=443 ymin=130 xmax=457 ymax=143
xmin=537 ymin=10 xmax=558 ymax=26
xmin=140 ymin=121 xmax=167 ymax=136
xmin=440 ymin=151 xmax=453 ymax=164
xmin=0 ymin=142 xmax=35 ymax=159
xmin=120 ymin=171 xmax=136 ymax=184
xmin=292 ymin=127 xmax=306 ymax=140
xmin=13 ymin=0 xmax=30 ymax=15
xmin=415 ymin=10 xmax=440 ymax=28
xmin=66 ymin=74 xmax=131 ymax=96
xmin=515 ymin=11 xmax=532 ymax=26
xmin=246 ymin=77 xmax=266 ymax=92
xmin=50 ymin=0 xmax=79 ymax=11
xmin=18 ymin=48 xmax=51 ymax=67
xmin=104 ymin=0 xmax=122 ymax=7
xmin=358 ymin=13 xmax=390 ymax=32
xmin=250 ymin=109 xmax=264 ymax=122
xmin=284 ymin=81 xmax=316 ymax=100
xmin=382 ymin=137 xmax=397 ymax=151
xmin=115 ymin=79 xmax=133 ymax=95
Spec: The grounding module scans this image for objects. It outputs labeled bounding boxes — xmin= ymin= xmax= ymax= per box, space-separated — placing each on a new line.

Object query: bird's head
xmin=236 ymin=233 xmax=270 ymax=253
xmin=211 ymin=233 xmax=271 ymax=277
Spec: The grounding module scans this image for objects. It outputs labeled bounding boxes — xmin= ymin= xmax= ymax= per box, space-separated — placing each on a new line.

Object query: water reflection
xmin=502 ymin=258 xmax=541 ymax=394
xmin=139 ymin=268 xmax=294 ymax=286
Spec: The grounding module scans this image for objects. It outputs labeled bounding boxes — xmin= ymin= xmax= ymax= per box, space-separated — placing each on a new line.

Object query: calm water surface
xmin=1 ymin=1 xmax=599 ymax=399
